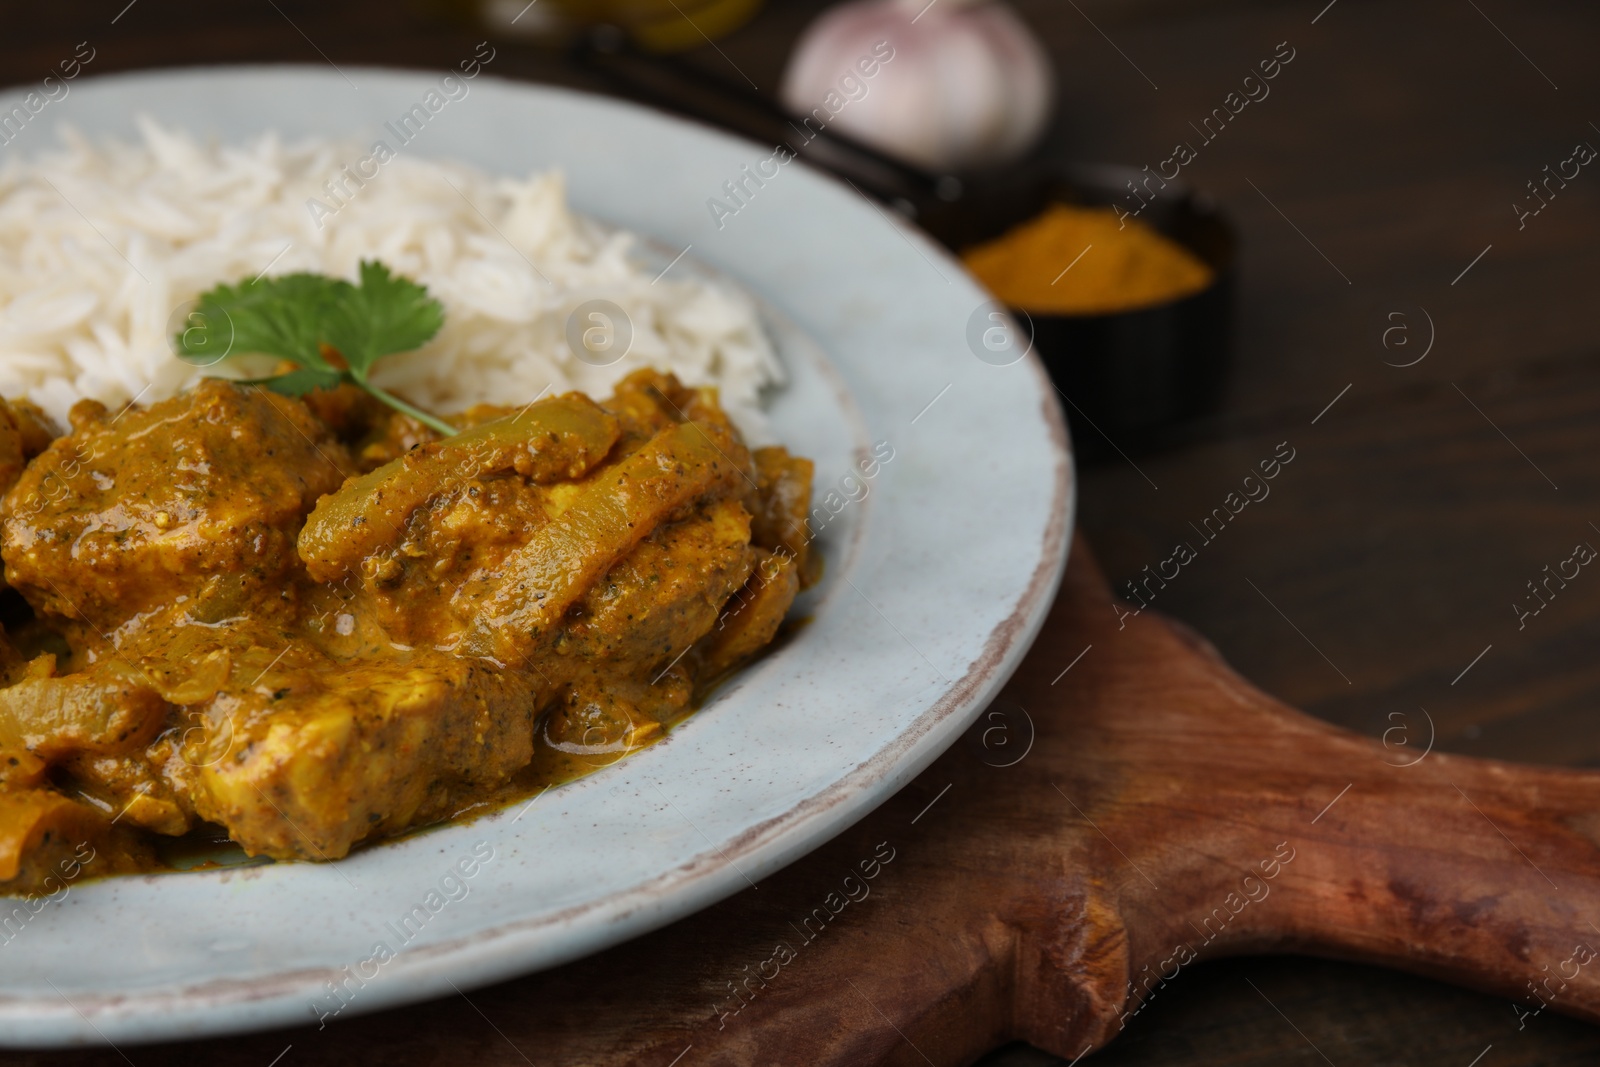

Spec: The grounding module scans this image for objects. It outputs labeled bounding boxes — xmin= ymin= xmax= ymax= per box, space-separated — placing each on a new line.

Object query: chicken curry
xmin=0 ymin=370 xmax=814 ymax=895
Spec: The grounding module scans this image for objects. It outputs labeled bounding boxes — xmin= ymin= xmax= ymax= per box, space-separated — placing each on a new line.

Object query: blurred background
xmin=5 ymin=0 xmax=1600 ymax=1062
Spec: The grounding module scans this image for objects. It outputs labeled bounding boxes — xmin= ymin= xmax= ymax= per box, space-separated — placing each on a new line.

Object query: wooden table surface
xmin=5 ymin=0 xmax=1600 ymax=1063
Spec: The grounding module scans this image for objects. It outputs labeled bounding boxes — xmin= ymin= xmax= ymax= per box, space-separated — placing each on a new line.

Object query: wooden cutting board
xmin=22 ymin=533 xmax=1600 ymax=1066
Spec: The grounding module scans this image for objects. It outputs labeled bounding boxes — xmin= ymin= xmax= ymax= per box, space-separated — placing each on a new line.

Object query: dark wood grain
xmin=3 ymin=0 xmax=1600 ymax=1063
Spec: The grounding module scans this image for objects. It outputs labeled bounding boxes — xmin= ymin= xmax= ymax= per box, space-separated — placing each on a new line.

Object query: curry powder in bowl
xmin=960 ymin=203 xmax=1215 ymax=316
xmin=918 ymin=163 xmax=1235 ymax=455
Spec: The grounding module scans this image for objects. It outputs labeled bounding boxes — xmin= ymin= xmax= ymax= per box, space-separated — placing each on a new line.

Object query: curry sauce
xmin=0 ymin=370 xmax=814 ymax=894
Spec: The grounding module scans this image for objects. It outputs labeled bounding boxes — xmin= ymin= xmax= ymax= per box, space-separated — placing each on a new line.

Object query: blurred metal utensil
xmin=571 ymin=26 xmax=966 ymax=214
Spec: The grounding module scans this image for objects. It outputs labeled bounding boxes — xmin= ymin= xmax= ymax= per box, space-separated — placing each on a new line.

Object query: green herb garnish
xmin=174 ymin=261 xmax=454 ymax=435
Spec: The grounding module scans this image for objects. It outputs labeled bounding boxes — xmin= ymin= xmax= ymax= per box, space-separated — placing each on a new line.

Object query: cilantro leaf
xmin=324 ymin=261 xmax=446 ymax=380
xmin=177 ymin=273 xmax=346 ymax=373
xmin=173 ymin=261 xmax=453 ymax=435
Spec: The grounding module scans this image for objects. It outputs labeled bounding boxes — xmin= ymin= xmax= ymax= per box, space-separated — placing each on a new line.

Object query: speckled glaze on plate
xmin=0 ymin=67 xmax=1072 ymax=1046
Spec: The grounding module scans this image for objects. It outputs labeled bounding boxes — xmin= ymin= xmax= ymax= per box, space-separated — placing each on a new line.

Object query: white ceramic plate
xmin=0 ymin=66 xmax=1071 ymax=1047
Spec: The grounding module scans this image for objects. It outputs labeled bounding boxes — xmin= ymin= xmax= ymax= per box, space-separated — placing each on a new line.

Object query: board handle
xmin=1067 ymin=618 xmax=1600 ymax=1048
xmin=991 ymin=547 xmax=1600 ymax=1057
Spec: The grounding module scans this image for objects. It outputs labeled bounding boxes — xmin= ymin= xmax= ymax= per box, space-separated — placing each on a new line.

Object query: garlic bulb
xmin=779 ymin=0 xmax=1054 ymax=173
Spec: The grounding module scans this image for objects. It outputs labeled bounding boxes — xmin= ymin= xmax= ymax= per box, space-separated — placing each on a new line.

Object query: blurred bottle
xmin=469 ymin=0 xmax=764 ymax=51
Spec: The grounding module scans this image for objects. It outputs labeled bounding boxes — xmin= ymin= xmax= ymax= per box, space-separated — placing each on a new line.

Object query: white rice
xmin=0 ymin=117 xmax=783 ymax=434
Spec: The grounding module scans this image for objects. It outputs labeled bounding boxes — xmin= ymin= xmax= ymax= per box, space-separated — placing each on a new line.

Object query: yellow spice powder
xmin=961 ymin=203 xmax=1214 ymax=315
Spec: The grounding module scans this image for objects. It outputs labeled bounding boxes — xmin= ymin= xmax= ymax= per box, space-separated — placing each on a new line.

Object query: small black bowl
xmin=918 ymin=164 xmax=1236 ymax=462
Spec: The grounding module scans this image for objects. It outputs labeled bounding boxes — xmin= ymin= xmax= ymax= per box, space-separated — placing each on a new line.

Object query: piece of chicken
xmin=2 ymin=380 xmax=351 ymax=637
xmin=185 ymin=645 xmax=537 ymax=859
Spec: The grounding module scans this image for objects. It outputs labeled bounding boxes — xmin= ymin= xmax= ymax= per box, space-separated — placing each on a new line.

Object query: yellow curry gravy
xmin=0 ymin=370 xmax=815 ymax=893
